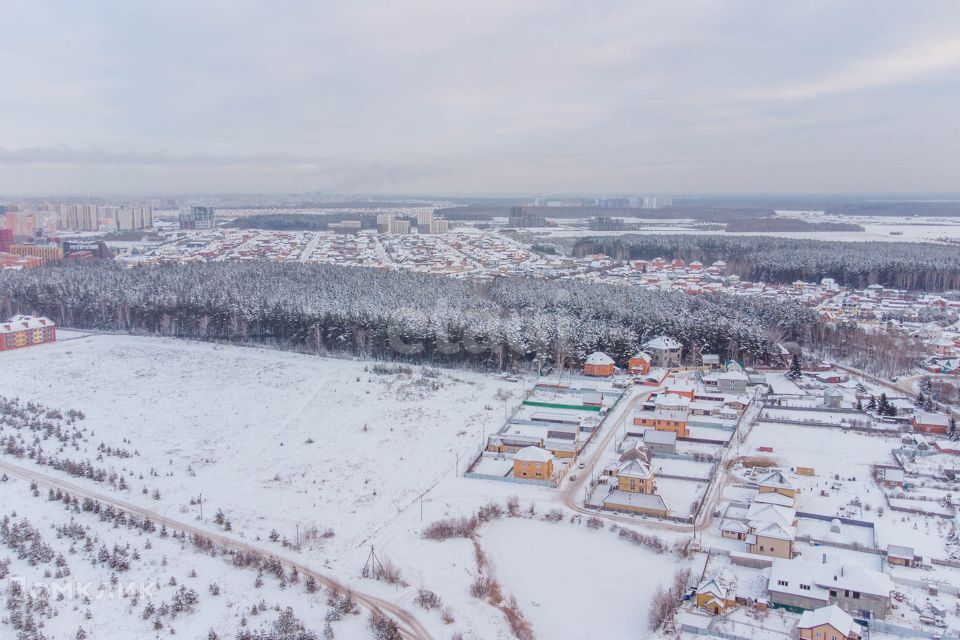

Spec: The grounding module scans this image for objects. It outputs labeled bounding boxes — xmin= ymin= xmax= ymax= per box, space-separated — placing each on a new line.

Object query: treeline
xmin=225 ymin=213 xmax=378 ymax=231
xmin=436 ymin=205 xmax=774 ymax=222
xmin=570 ymin=234 xmax=960 ymax=291
xmin=0 ymin=262 xmax=817 ymax=369
xmin=724 ymin=218 xmax=864 ymax=233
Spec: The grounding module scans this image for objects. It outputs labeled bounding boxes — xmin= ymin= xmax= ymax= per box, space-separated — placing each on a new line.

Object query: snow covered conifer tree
xmin=786 ymin=353 xmax=802 ymax=380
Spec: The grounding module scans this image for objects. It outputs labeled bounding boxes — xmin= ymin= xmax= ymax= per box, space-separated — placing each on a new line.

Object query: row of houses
xmin=631 ymin=378 xmax=751 ymax=439
xmin=583 ymin=336 xmax=684 ymax=377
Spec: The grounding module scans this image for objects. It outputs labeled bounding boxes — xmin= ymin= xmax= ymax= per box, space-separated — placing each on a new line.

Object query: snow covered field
xmin=1 ymin=334 xmax=542 ymax=638
xmin=2 ymin=334 xmax=516 ymax=553
xmin=480 ymin=517 xmax=688 ymax=640
xmin=0 ymin=475 xmax=369 ymax=639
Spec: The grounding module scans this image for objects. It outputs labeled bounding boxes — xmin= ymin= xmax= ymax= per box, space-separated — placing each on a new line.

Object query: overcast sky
xmin=2 ymin=1 xmax=959 ymax=196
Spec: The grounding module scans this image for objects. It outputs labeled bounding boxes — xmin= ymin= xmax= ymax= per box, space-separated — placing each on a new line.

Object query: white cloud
xmin=0 ymin=1 xmax=959 ymax=194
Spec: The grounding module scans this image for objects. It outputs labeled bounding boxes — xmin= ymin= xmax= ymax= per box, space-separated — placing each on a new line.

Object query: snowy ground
xmin=738 ymin=421 xmax=895 ymax=515
xmin=480 ymin=517 xmax=692 ymax=640
xmin=0 ymin=334 xmax=541 ymax=638
xmin=0 ymin=475 xmax=369 ymax=640
xmin=0 ymin=334 xmax=716 ymax=639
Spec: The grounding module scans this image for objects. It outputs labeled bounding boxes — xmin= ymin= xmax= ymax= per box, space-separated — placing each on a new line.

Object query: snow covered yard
xmin=741 ymin=421 xmax=895 ymax=516
xmin=657 ymin=477 xmax=708 ymax=518
xmin=479 ymin=517 xmax=688 ymax=639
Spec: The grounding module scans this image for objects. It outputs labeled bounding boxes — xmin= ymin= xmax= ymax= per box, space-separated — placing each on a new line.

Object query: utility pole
xmin=198 ymin=493 xmax=203 ymax=521
xmin=296 ymin=524 xmax=300 ymax=550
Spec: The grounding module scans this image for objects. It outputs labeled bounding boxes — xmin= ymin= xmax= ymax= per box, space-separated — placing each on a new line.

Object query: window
xmin=852 ymin=591 xmax=860 ymax=599
xmin=777 ymin=580 xmax=788 ymax=587
xmin=800 ymin=584 xmax=811 ymax=591
xmin=829 ymin=590 xmax=837 ymax=597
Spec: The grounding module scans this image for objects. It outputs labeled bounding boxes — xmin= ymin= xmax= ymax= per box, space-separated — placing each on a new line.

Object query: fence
xmin=679 ymin=624 xmax=763 ymax=640
xmin=866 ymin=619 xmax=960 ymax=639
xmin=462 ymin=471 xmax=556 ymax=488
xmin=758 ymin=417 xmax=898 ymax=435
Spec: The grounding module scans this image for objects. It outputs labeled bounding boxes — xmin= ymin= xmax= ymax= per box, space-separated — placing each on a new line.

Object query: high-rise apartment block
xmin=179 ymin=206 xmax=216 ymax=230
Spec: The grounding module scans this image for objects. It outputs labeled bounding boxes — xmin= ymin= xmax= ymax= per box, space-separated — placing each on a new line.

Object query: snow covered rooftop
xmin=745 ymin=502 xmax=795 ymax=530
xmin=718 ymin=370 xmax=749 ymax=381
xmin=642 ymin=429 xmax=677 ymax=445
xmin=1 ymin=314 xmax=55 ymax=333
xmin=585 ymin=351 xmax=614 ymax=366
xmin=758 ymin=470 xmax=796 ymax=491
xmin=886 ymin=544 xmax=914 ymax=560
xmin=514 ymin=446 xmax=553 ymax=463
xmin=643 ymin=336 xmax=681 ymax=350
xmin=769 ymin=558 xmax=894 ymax=601
xmin=798 ymin=605 xmax=861 ymax=636
xmin=617 ymin=458 xmax=653 ymax=480
xmin=914 ymin=410 xmax=950 ymax=426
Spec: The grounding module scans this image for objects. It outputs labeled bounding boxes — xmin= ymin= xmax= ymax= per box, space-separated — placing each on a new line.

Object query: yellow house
xmin=695 ymin=579 xmax=736 ymax=615
xmin=616 ymin=459 xmax=656 ymax=494
xmin=798 ymin=605 xmax=862 ymax=640
xmin=602 ymin=458 xmax=667 ymax=516
xmin=633 ymin=403 xmax=689 ymax=438
xmin=512 ymin=446 xmax=554 ymax=480
xmin=758 ymin=470 xmax=797 ymax=499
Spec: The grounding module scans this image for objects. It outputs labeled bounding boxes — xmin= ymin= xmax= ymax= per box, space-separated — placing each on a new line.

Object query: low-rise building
xmin=717 ymin=370 xmax=749 ymax=395
xmin=583 ymin=351 xmax=615 ymax=377
xmin=642 ymin=429 xmax=677 ymax=454
xmin=912 ymin=410 xmax=950 ymax=434
xmin=0 ymin=314 xmax=57 ymax=351
xmin=823 ymin=387 xmax=844 ymax=409
xmin=885 ymin=545 xmax=916 ymax=567
xmin=615 ymin=459 xmax=656 ymax=494
xmin=695 ymin=578 xmax=736 ymax=615
xmin=798 ymin=605 xmax=862 ymax=640
xmin=642 ymin=336 xmax=683 ymax=368
xmin=758 ymin=470 xmax=797 ymax=500
xmin=628 ymin=351 xmax=651 ymax=375
xmin=512 ymin=446 xmax=553 ymax=480
xmin=767 ymin=558 xmax=893 ymax=619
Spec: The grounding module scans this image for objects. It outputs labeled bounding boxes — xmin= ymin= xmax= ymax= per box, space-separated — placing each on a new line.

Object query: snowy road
xmin=0 ymin=457 xmax=434 ymax=640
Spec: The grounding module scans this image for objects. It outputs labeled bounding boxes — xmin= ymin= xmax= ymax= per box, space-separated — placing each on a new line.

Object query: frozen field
xmin=1 ymin=334 xmax=517 ymax=553
xmin=480 ymin=517 xmax=688 ymax=640
xmin=0 ymin=334 xmax=537 ymax=637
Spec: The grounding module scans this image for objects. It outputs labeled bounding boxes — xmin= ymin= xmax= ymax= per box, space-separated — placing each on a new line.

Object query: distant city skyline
xmin=2 ymin=1 xmax=959 ymax=195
